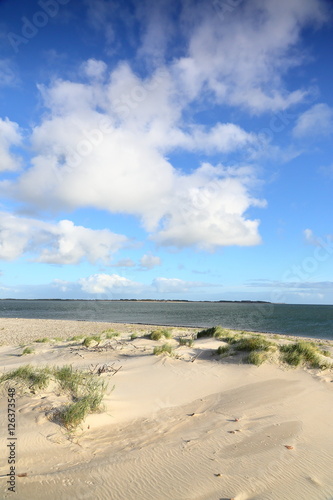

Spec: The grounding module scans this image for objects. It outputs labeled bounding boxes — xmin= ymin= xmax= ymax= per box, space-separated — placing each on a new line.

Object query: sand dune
xmin=0 ymin=319 xmax=333 ymax=500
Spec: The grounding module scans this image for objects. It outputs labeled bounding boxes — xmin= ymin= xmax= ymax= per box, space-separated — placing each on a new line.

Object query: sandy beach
xmin=1 ymin=318 xmax=333 ymax=500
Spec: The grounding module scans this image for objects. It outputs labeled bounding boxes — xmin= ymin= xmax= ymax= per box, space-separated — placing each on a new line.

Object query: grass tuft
xmin=83 ymin=335 xmax=101 ymax=347
xmin=150 ymin=329 xmax=172 ymax=340
xmin=0 ymin=365 xmax=51 ymax=390
xmin=279 ymin=341 xmax=324 ymax=368
xmin=197 ymin=326 xmax=228 ymax=339
xmin=130 ymin=333 xmax=138 ymax=340
xmin=34 ymin=338 xmax=49 ymax=343
xmin=221 ymin=333 xmax=242 ymax=344
xmin=106 ymin=332 xmax=120 ymax=339
xmin=0 ymin=364 xmax=107 ymax=430
xmin=22 ymin=347 xmax=34 ymax=355
xmin=245 ymin=351 xmax=269 ymax=366
xmin=233 ymin=337 xmax=273 ymax=352
xmin=178 ymin=338 xmax=194 ymax=347
xmin=153 ymin=343 xmax=174 ymax=356
xmin=216 ymin=345 xmax=230 ymax=355
xmin=58 ymin=377 xmax=106 ymax=430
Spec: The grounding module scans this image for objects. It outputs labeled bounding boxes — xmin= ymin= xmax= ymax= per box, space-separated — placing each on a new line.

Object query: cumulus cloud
xmin=81 ymin=58 xmax=107 ymax=80
xmin=292 ymin=103 xmax=333 ymax=137
xmin=0 ymin=118 xmax=22 ymax=171
xmin=2 ymin=68 xmax=265 ymax=249
xmin=2 ymin=0 xmax=325 ymax=251
xmin=0 ymin=212 xmax=128 ymax=263
xmin=174 ymin=0 xmax=327 ymax=113
xmin=79 ymin=273 xmax=140 ymax=294
xmin=152 ymin=163 xmax=265 ymax=249
xmin=140 ymin=254 xmax=161 ymax=269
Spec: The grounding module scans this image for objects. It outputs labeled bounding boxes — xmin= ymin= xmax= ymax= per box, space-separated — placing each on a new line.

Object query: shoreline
xmin=0 ymin=317 xmax=332 ymax=345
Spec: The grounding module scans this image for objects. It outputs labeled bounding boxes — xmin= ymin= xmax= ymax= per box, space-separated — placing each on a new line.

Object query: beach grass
xmin=58 ymin=377 xmax=107 ymax=430
xmin=178 ymin=338 xmax=194 ymax=347
xmin=83 ymin=335 xmax=101 ymax=347
xmin=105 ymin=332 xmax=120 ymax=339
xmin=233 ymin=336 xmax=274 ymax=352
xmin=34 ymin=337 xmax=49 ymax=343
xmin=0 ymin=364 xmax=107 ymax=429
xmin=279 ymin=341 xmax=324 ymax=368
xmin=0 ymin=365 xmax=52 ymax=391
xmin=197 ymin=325 xmax=229 ymax=339
xmin=245 ymin=351 xmax=270 ymax=366
xmin=216 ymin=345 xmax=230 ymax=355
xmin=150 ymin=329 xmax=172 ymax=340
xmin=153 ymin=343 xmax=174 ymax=356
xmin=22 ymin=347 xmax=35 ymax=355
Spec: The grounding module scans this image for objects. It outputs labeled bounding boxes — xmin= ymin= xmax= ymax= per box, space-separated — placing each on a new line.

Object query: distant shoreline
xmin=0 ymin=298 xmax=273 ymax=303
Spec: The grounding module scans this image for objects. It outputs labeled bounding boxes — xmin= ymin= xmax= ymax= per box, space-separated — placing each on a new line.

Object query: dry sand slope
xmin=0 ymin=319 xmax=333 ymax=500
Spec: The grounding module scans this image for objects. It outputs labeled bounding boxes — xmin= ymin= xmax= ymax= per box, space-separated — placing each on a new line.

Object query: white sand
xmin=0 ymin=319 xmax=333 ymax=500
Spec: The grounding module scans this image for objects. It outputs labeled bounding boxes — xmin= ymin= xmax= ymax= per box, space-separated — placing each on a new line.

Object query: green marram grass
xmin=0 ymin=364 xmax=107 ymax=430
xmin=34 ymin=338 xmax=49 ymax=343
xmin=22 ymin=347 xmax=35 ymax=355
xmin=197 ymin=326 xmax=229 ymax=339
xmin=153 ymin=343 xmax=174 ymax=356
xmin=233 ymin=336 xmax=274 ymax=352
xmin=279 ymin=341 xmax=327 ymax=368
xmin=106 ymin=332 xmax=120 ymax=339
xmin=150 ymin=329 xmax=172 ymax=341
xmin=245 ymin=351 xmax=270 ymax=366
xmin=130 ymin=333 xmax=138 ymax=340
xmin=83 ymin=335 xmax=101 ymax=347
xmin=216 ymin=345 xmax=230 ymax=355
xmin=58 ymin=377 xmax=107 ymax=430
xmin=102 ymin=329 xmax=120 ymax=339
xmin=0 ymin=365 xmax=52 ymax=391
xmin=178 ymin=338 xmax=194 ymax=347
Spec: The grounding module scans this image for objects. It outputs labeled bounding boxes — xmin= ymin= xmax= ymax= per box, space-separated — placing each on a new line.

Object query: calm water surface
xmin=0 ymin=300 xmax=333 ymax=340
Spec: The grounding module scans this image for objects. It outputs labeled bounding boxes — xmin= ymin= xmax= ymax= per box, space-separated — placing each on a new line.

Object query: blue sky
xmin=0 ymin=0 xmax=332 ymax=303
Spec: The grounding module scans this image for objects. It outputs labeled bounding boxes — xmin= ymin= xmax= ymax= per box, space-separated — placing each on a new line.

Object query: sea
xmin=0 ymin=300 xmax=333 ymax=341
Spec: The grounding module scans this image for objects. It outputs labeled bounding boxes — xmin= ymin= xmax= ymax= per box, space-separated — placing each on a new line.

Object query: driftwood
xmin=88 ymin=363 xmax=122 ymax=376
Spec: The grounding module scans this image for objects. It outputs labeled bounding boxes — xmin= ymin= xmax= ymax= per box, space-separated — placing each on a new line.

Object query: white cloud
xmin=152 ymin=277 xmax=209 ymax=293
xmin=140 ymin=254 xmax=161 ymax=269
xmin=0 ymin=118 xmax=22 ymax=172
xmin=4 ymin=0 xmax=322 ymax=250
xmin=293 ymin=103 xmax=333 ymax=137
xmin=3 ymin=71 xmax=265 ymax=250
xmin=152 ymin=163 xmax=265 ymax=249
xmin=81 ymin=59 xmax=107 ymax=80
xmin=79 ymin=273 xmax=140 ymax=294
xmin=0 ymin=212 xmax=128 ymax=263
xmin=175 ymin=0 xmax=327 ymax=113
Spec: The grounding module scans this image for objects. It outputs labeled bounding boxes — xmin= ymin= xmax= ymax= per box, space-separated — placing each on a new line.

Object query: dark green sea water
xmin=0 ymin=300 xmax=333 ymax=340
